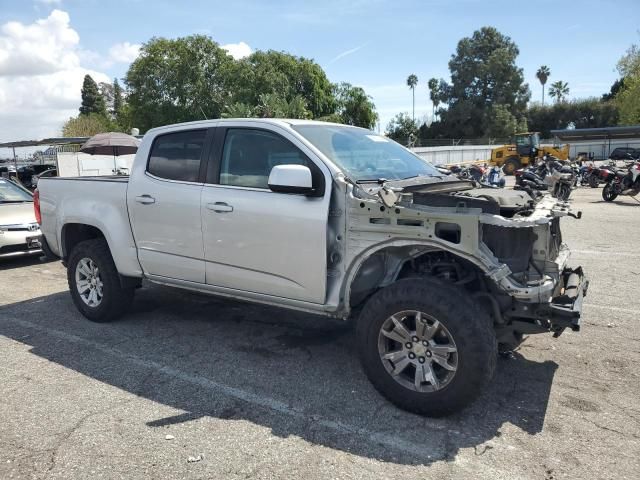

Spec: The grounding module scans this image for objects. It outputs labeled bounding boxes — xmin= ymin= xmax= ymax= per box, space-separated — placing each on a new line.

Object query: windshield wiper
xmin=0 ymin=200 xmax=31 ymax=203
xmin=356 ymin=178 xmax=388 ymax=184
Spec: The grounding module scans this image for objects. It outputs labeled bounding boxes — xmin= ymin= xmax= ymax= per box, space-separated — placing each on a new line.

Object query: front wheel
xmin=67 ymin=238 xmax=135 ymax=322
xmin=503 ymin=157 xmax=521 ymax=176
xmin=602 ymin=184 xmax=618 ymax=202
xmin=356 ymin=278 xmax=496 ymax=416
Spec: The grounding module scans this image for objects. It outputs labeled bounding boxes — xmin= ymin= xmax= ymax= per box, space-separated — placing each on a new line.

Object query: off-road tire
xmin=67 ymin=238 xmax=134 ymax=322
xmin=356 ymin=278 xmax=497 ymax=416
xmin=503 ymin=157 xmax=521 ymax=175
xmin=602 ymin=184 xmax=618 ymax=202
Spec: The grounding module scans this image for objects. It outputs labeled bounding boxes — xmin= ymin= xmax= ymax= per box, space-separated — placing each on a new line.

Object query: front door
xmin=200 ymin=125 xmax=330 ymax=303
xmin=127 ymin=128 xmax=213 ymax=283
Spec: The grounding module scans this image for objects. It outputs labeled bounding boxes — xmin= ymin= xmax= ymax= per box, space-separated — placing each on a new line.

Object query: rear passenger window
xmin=148 ymin=130 xmax=206 ymax=182
xmin=219 ymin=129 xmax=310 ymax=189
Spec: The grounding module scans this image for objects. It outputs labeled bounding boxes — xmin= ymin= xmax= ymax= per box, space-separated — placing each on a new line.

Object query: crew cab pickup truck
xmin=36 ymin=119 xmax=588 ymax=416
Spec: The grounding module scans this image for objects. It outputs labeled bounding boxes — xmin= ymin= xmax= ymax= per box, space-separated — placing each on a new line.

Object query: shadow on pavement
xmin=0 ymin=284 xmax=558 ymax=465
xmin=0 ymin=254 xmax=55 ymax=271
xmin=590 ymin=199 xmax=640 ymax=207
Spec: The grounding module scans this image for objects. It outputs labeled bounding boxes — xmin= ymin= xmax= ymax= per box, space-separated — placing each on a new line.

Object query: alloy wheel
xmin=75 ymin=257 xmax=103 ymax=307
xmin=377 ymin=310 xmax=458 ymax=393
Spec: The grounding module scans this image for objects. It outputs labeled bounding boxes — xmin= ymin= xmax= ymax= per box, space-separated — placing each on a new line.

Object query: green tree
xmin=386 ymin=112 xmax=418 ymax=144
xmin=602 ymin=78 xmax=625 ymax=101
xmin=549 ymin=80 xmax=569 ymax=103
xmin=526 ymin=98 xmax=618 ymax=137
xmin=536 ymin=65 xmax=550 ymax=105
xmin=223 ymin=102 xmax=255 ymax=118
xmin=427 ymin=77 xmax=439 ymax=119
xmin=615 ymin=42 xmax=640 ymax=125
xmin=332 ymin=82 xmax=377 ymax=129
xmin=79 ymin=74 xmax=107 ymax=116
xmin=486 ymin=104 xmax=527 ymax=138
xmin=62 ymin=113 xmax=114 ymax=136
xmin=112 ymin=78 xmax=124 ymax=119
xmin=125 ymin=35 xmax=235 ymax=132
xmin=438 ymin=27 xmax=530 ymax=137
xmin=406 ymin=74 xmax=418 ymax=122
xmin=233 ymin=50 xmax=335 ymax=119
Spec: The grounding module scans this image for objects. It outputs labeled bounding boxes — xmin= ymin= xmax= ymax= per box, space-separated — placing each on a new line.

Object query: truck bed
xmin=37 ymin=176 xmax=141 ymax=277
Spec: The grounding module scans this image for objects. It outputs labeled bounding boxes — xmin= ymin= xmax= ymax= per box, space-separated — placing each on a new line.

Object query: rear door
xmin=128 ymin=128 xmax=214 ymax=283
xmin=200 ymin=123 xmax=331 ymax=303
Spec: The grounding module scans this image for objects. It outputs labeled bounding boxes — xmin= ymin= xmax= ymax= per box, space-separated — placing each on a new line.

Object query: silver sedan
xmin=0 ymin=178 xmax=42 ymax=258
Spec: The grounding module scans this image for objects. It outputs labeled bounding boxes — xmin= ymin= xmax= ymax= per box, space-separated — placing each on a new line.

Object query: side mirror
xmin=268 ymin=164 xmax=314 ymax=195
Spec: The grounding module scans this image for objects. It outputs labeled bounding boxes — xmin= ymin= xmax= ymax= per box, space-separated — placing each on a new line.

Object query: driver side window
xmin=219 ymin=129 xmax=310 ymax=189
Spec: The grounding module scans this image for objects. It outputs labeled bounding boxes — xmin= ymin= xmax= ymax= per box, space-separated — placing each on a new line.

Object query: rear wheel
xmin=503 ymin=157 xmax=521 ymax=176
xmin=602 ymin=184 xmax=618 ymax=202
xmin=67 ymin=238 xmax=134 ymax=322
xmin=588 ymin=175 xmax=599 ymax=188
xmin=356 ymin=278 xmax=496 ymax=416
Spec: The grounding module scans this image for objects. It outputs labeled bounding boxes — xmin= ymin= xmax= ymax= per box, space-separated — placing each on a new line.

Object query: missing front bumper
xmin=549 ymin=266 xmax=589 ymax=336
xmin=499 ymin=266 xmax=589 ymax=340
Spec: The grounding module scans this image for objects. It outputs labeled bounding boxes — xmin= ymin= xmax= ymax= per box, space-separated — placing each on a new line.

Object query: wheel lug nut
xmin=422 ymin=340 xmax=428 ymax=346
xmin=419 ymin=357 xmax=425 ymax=364
xmin=408 ymin=352 xmax=416 ymax=359
xmin=405 ymin=342 xmax=412 ymax=349
xmin=412 ymin=336 xmax=419 ymax=342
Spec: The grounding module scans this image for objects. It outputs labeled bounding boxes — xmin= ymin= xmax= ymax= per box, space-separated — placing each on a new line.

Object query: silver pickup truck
xmin=36 ymin=119 xmax=588 ymax=416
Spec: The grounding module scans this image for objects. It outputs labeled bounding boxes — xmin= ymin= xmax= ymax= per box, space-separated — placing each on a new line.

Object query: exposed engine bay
xmin=342 ymin=176 xmax=587 ymax=347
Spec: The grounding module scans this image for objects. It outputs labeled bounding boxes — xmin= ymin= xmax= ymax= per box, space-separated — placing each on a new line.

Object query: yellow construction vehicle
xmin=490 ymin=132 xmax=570 ymax=174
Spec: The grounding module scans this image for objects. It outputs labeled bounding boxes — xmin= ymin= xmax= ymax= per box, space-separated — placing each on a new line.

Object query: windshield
xmin=292 ymin=125 xmax=441 ymax=181
xmin=531 ymin=133 xmax=540 ymax=148
xmin=0 ymin=179 xmax=32 ymax=202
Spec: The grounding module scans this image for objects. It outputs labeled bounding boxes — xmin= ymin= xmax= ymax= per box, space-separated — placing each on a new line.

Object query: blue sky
xmin=0 ymin=0 xmax=638 ymax=144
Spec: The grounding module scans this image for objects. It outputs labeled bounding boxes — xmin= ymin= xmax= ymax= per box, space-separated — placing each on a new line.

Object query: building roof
xmin=551 ymin=125 xmax=640 ymax=141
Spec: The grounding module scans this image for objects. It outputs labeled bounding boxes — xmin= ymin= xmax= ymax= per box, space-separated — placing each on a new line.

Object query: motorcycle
xmin=486 ymin=165 xmax=505 ymax=188
xmin=601 ymin=161 xmax=640 ymax=202
xmin=542 ymin=155 xmax=575 ymax=201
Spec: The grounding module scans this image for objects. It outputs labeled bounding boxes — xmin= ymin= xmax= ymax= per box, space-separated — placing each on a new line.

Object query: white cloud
xmin=0 ymin=10 xmax=110 ymax=142
xmin=222 ymin=41 xmax=252 ymax=60
xmin=108 ymin=41 xmax=140 ymax=64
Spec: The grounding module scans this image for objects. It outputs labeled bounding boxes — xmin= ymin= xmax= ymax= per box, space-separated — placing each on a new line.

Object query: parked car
xmin=36 ymin=119 xmax=588 ymax=416
xmin=0 ymin=178 xmax=42 ymax=258
xmin=30 ymin=168 xmax=57 ymax=188
xmin=609 ymin=147 xmax=639 ymax=161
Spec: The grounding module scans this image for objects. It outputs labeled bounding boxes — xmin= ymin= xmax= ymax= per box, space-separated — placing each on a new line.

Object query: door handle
xmin=135 ymin=195 xmax=156 ymax=205
xmin=206 ymin=202 xmax=233 ymax=213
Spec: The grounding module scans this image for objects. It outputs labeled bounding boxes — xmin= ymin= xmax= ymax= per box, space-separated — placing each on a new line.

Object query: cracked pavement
xmin=0 ymin=185 xmax=639 ymax=479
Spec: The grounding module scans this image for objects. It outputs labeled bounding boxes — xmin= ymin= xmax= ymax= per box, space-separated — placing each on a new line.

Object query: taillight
xmin=33 ymin=188 xmax=41 ymax=224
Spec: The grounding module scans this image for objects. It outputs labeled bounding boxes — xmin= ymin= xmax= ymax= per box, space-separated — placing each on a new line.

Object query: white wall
xmin=411 ymin=146 xmax=493 ymax=165
xmin=57 ymin=152 xmax=135 ymax=177
xmin=411 ymin=138 xmax=640 ymax=165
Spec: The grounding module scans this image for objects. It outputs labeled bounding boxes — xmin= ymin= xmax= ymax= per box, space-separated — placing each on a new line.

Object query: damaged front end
xmin=348 ymin=178 xmax=588 ymax=346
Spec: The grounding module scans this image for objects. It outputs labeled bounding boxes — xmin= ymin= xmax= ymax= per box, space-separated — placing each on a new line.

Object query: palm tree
xmin=406 ymin=74 xmax=418 ymax=122
xmin=549 ymin=80 xmax=570 ymax=103
xmin=428 ymin=77 xmax=439 ymax=120
xmin=536 ymin=65 xmax=550 ymax=105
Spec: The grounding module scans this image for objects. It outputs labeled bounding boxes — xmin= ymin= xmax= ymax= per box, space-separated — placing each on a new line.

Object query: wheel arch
xmin=59 ymin=221 xmax=143 ymax=280
xmin=344 ymin=241 xmax=491 ymax=310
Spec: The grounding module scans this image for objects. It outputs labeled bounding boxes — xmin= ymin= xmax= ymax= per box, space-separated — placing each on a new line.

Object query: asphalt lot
xmin=1 ymin=186 xmax=639 ymax=479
